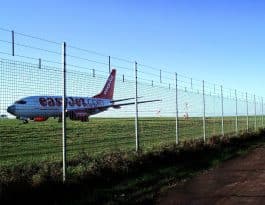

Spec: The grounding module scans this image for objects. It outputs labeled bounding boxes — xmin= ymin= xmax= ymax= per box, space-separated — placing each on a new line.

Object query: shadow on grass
xmin=1 ymin=129 xmax=265 ymax=205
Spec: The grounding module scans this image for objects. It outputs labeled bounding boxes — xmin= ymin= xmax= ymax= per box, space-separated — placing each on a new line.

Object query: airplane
xmin=7 ymin=69 xmax=161 ymax=123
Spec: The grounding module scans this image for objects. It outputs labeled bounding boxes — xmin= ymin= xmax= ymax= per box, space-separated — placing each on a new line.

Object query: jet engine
xmin=68 ymin=110 xmax=88 ymax=122
xmin=34 ymin=116 xmax=48 ymax=122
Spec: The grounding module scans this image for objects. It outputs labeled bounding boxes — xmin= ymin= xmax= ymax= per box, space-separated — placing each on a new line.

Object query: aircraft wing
xmin=110 ymin=97 xmax=135 ymax=103
xmin=112 ymin=99 xmax=161 ymax=108
xmin=66 ymin=99 xmax=161 ymax=114
xmin=110 ymin=97 xmax=143 ymax=103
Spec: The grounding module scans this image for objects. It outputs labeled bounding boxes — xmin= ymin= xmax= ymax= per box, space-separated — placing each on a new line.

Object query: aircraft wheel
xmin=23 ymin=120 xmax=29 ymax=124
xmin=81 ymin=117 xmax=88 ymax=122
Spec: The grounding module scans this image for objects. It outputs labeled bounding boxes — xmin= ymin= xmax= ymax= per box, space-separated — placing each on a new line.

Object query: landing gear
xmin=80 ymin=117 xmax=88 ymax=122
xmin=23 ymin=119 xmax=29 ymax=124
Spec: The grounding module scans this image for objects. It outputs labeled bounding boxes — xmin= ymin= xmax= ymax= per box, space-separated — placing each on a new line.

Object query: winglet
xmin=93 ymin=69 xmax=116 ymax=100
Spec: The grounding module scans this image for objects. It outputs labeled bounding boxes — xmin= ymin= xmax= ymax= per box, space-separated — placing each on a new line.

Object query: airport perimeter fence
xmin=0 ymin=28 xmax=264 ymax=181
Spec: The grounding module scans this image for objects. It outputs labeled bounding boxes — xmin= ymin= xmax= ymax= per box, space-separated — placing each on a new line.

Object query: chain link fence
xmin=0 ymin=28 xmax=264 ymax=180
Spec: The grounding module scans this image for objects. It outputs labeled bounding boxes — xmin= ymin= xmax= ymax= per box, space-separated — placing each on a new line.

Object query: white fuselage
xmin=7 ymin=96 xmax=111 ymax=119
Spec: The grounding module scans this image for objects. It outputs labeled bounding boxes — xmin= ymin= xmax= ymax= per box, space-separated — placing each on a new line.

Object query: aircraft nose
xmin=7 ymin=105 xmax=16 ymax=115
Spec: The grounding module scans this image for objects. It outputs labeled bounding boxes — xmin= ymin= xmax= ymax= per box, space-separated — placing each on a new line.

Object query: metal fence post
xmin=246 ymin=92 xmax=249 ymax=131
xmin=38 ymin=58 xmax=41 ymax=69
xmin=235 ymin=89 xmax=238 ymax=134
xmin=221 ymin=86 xmax=224 ymax=136
xmin=62 ymin=42 xmax=67 ymax=182
xmin=108 ymin=56 xmax=111 ymax=74
xmin=12 ymin=30 xmax=15 ymax=56
xmin=135 ymin=61 xmax=139 ymax=151
xmin=261 ymin=97 xmax=264 ymax=127
xmin=254 ymin=94 xmax=257 ymax=130
xmin=203 ymin=80 xmax=206 ymax=142
xmin=175 ymin=73 xmax=179 ymax=145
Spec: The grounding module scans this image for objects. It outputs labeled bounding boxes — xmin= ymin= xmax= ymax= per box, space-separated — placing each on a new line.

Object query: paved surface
xmin=156 ymin=146 xmax=265 ymax=205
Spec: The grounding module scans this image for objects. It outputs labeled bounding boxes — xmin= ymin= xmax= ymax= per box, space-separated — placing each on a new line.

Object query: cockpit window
xmin=15 ymin=100 xmax=27 ymax=104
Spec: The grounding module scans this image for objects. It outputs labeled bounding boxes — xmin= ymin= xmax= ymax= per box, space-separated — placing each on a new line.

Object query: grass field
xmin=0 ymin=116 xmax=263 ymax=166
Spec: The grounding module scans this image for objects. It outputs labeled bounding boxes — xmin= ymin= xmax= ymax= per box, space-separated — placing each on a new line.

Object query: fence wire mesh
xmin=0 ymin=28 xmax=264 ymax=179
xmin=0 ymin=58 xmax=62 ymax=166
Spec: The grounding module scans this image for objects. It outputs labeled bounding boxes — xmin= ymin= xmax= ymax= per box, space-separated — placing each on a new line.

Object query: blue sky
xmin=1 ymin=0 xmax=265 ymax=97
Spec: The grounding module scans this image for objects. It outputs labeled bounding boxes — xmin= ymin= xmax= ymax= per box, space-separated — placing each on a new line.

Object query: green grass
xmin=0 ymin=116 xmax=263 ymax=166
xmin=2 ymin=131 xmax=265 ymax=205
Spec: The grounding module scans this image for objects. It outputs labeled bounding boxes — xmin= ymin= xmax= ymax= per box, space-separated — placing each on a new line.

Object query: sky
xmin=1 ymin=0 xmax=265 ymax=97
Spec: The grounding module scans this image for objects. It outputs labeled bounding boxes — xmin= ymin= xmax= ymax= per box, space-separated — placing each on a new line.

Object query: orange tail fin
xmin=93 ymin=69 xmax=116 ymax=99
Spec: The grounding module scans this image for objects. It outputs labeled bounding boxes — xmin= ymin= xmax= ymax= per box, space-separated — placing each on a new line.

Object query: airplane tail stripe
xmin=93 ymin=69 xmax=116 ymax=100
